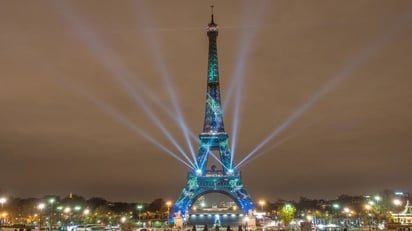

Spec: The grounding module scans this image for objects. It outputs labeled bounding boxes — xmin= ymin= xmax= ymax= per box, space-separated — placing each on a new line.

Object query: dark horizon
xmin=0 ymin=189 xmax=412 ymax=204
xmin=2 ymin=189 xmax=410 ymax=204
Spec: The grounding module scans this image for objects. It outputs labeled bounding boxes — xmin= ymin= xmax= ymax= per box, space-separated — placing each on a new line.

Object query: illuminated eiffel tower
xmin=171 ymin=8 xmax=255 ymax=222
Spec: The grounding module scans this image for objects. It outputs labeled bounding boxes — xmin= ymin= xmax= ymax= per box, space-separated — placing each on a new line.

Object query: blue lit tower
xmin=171 ymin=9 xmax=255 ymax=221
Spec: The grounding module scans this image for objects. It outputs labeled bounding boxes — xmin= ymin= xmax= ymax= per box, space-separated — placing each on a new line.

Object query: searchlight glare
xmin=195 ymin=169 xmax=202 ymax=175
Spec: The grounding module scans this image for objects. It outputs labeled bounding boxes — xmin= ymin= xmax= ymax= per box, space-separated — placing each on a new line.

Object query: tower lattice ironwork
xmin=171 ymin=10 xmax=255 ymax=221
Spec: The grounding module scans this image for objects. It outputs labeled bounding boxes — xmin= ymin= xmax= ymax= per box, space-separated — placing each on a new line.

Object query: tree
xmin=87 ymin=197 xmax=108 ymax=210
xmin=279 ymin=203 xmax=296 ymax=228
xmin=147 ymin=198 xmax=165 ymax=212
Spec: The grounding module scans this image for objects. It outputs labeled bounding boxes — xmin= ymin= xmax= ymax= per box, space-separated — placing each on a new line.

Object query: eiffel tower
xmin=171 ymin=9 xmax=255 ymax=222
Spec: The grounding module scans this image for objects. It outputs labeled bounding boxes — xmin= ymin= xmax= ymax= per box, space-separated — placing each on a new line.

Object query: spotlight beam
xmin=65 ymin=80 xmax=195 ymax=169
xmin=223 ymin=1 xmax=268 ymax=166
xmin=133 ymin=1 xmax=198 ymax=166
xmin=52 ymin=1 xmax=196 ymax=167
xmin=25 ymin=40 xmax=194 ymax=169
xmin=236 ymin=117 xmax=325 ymax=169
xmin=33 ymin=52 xmax=194 ymax=169
xmin=198 ymin=147 xmax=211 ymax=171
xmin=236 ymin=8 xmax=412 ymax=168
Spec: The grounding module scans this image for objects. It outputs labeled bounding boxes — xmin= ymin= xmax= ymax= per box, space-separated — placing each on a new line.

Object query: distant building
xmin=391 ymin=200 xmax=412 ymax=228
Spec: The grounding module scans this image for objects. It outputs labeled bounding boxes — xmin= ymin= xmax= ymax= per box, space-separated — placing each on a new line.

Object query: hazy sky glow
xmin=1 ymin=0 xmax=412 ymax=202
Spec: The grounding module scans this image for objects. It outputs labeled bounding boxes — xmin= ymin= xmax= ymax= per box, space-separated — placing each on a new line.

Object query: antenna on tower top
xmin=210 ymin=5 xmax=215 ymax=24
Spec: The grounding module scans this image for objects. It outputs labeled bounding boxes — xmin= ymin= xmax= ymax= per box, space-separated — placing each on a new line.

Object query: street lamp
xmin=0 ymin=198 xmax=6 ymax=230
xmin=365 ymin=204 xmax=373 ymax=231
xmin=83 ymin=209 xmax=90 ymax=215
xmin=48 ymin=198 xmax=55 ymax=231
xmin=332 ymin=203 xmax=340 ymax=223
xmin=137 ymin=205 xmax=143 ymax=224
xmin=73 ymin=206 xmax=81 ymax=224
xmin=56 ymin=206 xmax=63 ymax=225
xmin=38 ymin=203 xmax=46 ymax=229
xmin=64 ymin=207 xmax=71 ymax=225
xmin=373 ymin=196 xmax=382 ymax=226
xmin=343 ymin=207 xmax=352 ymax=227
xmin=259 ymin=200 xmax=266 ymax=212
xmin=0 ymin=212 xmax=7 ymax=230
xmin=83 ymin=209 xmax=90 ymax=224
xmin=244 ymin=216 xmax=249 ymax=230
xmin=166 ymin=201 xmax=172 ymax=218
xmin=393 ymin=199 xmax=402 ymax=225
xmin=0 ymin=198 xmax=6 ymax=209
xmin=374 ymin=196 xmax=381 ymax=202
xmin=306 ymin=215 xmax=313 ymax=222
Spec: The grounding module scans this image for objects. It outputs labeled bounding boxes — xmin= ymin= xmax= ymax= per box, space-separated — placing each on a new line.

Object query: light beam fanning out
xmin=62 ymin=79 xmax=195 ymax=169
xmin=236 ymin=7 xmax=412 ymax=168
xmin=224 ymin=1 xmax=268 ymax=166
xmin=28 ymin=42 xmax=195 ymax=169
xmin=52 ymin=1 xmax=196 ymax=168
xmin=133 ymin=1 xmax=198 ymax=166
xmin=236 ymin=117 xmax=325 ymax=169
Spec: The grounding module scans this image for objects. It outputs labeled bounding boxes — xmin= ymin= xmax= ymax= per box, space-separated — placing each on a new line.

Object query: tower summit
xmin=171 ymin=8 xmax=255 ymax=225
xmin=203 ymin=5 xmax=224 ymax=133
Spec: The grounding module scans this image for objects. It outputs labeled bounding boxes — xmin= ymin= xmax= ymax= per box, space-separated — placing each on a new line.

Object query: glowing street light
xmin=166 ymin=201 xmax=172 ymax=217
xmin=0 ymin=207 xmax=7 ymax=231
xmin=393 ymin=199 xmax=402 ymax=207
xmin=1 ymin=212 xmax=8 ymax=228
xmin=0 ymin=197 xmax=6 ymax=229
xmin=63 ymin=207 xmax=71 ymax=224
xmin=72 ymin=206 xmax=81 ymax=224
xmin=259 ymin=200 xmax=266 ymax=212
xmin=244 ymin=216 xmax=250 ymax=228
xmin=83 ymin=209 xmax=90 ymax=215
xmin=137 ymin=205 xmax=143 ymax=223
xmin=373 ymin=195 xmax=382 ymax=224
xmin=374 ymin=196 xmax=381 ymax=202
xmin=0 ymin=198 xmax=6 ymax=209
xmin=38 ymin=203 xmax=46 ymax=228
xmin=38 ymin=203 xmax=46 ymax=210
xmin=393 ymin=199 xmax=402 ymax=224
xmin=83 ymin=209 xmax=90 ymax=224
xmin=56 ymin=206 xmax=63 ymax=224
xmin=364 ymin=204 xmax=373 ymax=231
xmin=48 ymin=198 xmax=55 ymax=231
xmin=343 ymin=207 xmax=350 ymax=214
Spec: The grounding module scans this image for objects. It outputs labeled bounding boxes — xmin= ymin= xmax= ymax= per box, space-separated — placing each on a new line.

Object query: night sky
xmin=1 ymin=1 xmax=412 ymax=203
